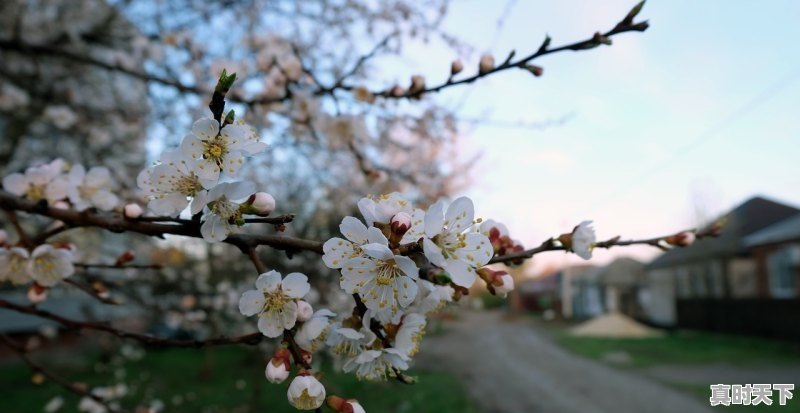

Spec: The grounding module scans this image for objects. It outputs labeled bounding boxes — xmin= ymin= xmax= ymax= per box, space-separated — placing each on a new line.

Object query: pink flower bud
xmin=28 ymin=283 xmax=48 ymax=304
xmin=390 ymin=212 xmax=412 ymax=235
xmin=451 ymin=59 xmax=464 ymax=75
xmin=479 ymin=54 xmax=495 ymax=74
xmin=265 ymin=358 xmax=290 ymax=384
xmin=250 ymin=192 xmax=276 ymax=215
xmin=409 ymin=75 xmax=425 ymax=94
xmin=115 ymin=250 xmax=136 ymax=266
xmin=0 ymin=229 xmax=7 ymax=245
xmin=296 ymin=300 xmax=314 ymax=322
xmin=390 ymin=85 xmax=406 ymax=97
xmin=52 ymin=201 xmax=70 ymax=210
xmin=494 ymin=273 xmax=515 ymax=297
xmin=666 ymin=231 xmax=696 ymax=247
xmin=123 ymin=203 xmax=143 ymax=219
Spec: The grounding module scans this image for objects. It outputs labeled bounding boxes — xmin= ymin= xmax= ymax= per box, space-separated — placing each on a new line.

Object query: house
xmin=644 ymin=196 xmax=800 ymax=340
xmin=567 ymin=258 xmax=647 ymax=320
xmin=744 ymin=214 xmax=800 ymax=298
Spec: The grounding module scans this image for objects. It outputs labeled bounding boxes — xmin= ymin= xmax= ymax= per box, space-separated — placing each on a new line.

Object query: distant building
xmin=644 ymin=196 xmax=800 ymax=340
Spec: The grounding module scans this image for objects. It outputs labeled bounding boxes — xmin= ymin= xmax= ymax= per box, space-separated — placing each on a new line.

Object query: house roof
xmin=647 ymin=196 xmax=800 ymax=269
xmin=743 ymin=213 xmax=800 ymax=248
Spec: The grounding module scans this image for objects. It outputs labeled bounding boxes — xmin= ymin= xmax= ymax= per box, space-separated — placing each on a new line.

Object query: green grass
xmin=556 ymin=330 xmax=800 ymax=368
xmin=553 ymin=328 xmax=800 ymax=412
xmin=0 ymin=346 xmax=477 ymax=413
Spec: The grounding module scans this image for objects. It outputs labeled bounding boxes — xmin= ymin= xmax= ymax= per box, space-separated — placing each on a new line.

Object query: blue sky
xmin=388 ymin=0 xmax=800 ymax=272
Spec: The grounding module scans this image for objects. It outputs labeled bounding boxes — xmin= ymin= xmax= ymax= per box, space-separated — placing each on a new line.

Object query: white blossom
xmin=2 ymin=159 xmax=68 ymax=204
xmin=67 ymin=165 xmax=119 ymax=211
xmin=394 ymin=313 xmax=426 ymax=357
xmin=326 ymin=324 xmax=374 ymax=357
xmin=200 ymin=181 xmax=255 ymax=242
xmin=137 ymin=150 xmax=213 ymax=216
xmin=356 ymin=193 xmax=413 ymax=227
xmin=343 ymin=348 xmax=409 ymax=381
xmin=322 ymin=217 xmax=387 ymax=269
xmin=43 ymin=105 xmax=78 ymax=130
xmin=238 ymin=271 xmax=310 ymax=338
xmin=295 ymin=309 xmax=336 ymax=352
xmin=571 ymin=220 xmax=596 ymax=260
xmin=44 ymin=396 xmax=64 ymax=413
xmin=180 ymin=117 xmax=264 ymax=181
xmin=340 ymin=235 xmax=419 ymax=314
xmin=0 ymin=247 xmax=30 ymax=284
xmin=410 ymin=279 xmax=454 ymax=315
xmin=420 ymin=197 xmax=493 ymax=287
xmin=287 ymin=375 xmax=326 ymax=410
xmin=28 ymin=245 xmax=74 ymax=287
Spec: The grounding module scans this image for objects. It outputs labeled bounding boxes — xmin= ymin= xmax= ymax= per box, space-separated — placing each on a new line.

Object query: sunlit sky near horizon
xmin=380 ymin=0 xmax=800 ymax=275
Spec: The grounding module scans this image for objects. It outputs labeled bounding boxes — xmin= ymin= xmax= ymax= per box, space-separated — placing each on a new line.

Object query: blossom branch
xmin=0 ymin=190 xmax=323 ymax=257
xmin=489 ymin=225 xmax=717 ymax=265
xmin=0 ymin=4 xmax=648 ymax=105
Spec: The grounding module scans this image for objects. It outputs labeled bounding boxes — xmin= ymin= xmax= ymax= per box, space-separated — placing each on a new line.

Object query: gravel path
xmin=418 ymin=311 xmax=713 ymax=413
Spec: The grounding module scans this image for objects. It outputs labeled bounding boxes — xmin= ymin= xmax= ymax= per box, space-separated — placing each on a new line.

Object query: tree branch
xmin=0 ymin=299 xmax=264 ymax=348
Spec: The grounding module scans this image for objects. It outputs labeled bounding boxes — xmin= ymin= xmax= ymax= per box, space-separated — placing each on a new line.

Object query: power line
xmin=587 ymin=65 xmax=800 ymax=215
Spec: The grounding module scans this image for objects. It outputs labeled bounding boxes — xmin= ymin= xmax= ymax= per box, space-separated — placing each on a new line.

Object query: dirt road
xmin=418 ymin=311 xmax=713 ymax=413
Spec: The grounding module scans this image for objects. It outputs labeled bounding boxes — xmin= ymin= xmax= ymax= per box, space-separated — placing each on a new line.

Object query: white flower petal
xmin=423 ymin=200 xmax=445 ymax=238
xmin=445 ymin=196 xmax=474 ymax=233
xmin=2 ymin=173 xmax=29 ymax=196
xmin=393 ymin=255 xmax=419 ymax=279
xmin=422 ymin=238 xmax=446 ymax=267
xmin=191 ymin=117 xmax=220 ymax=140
xmin=340 ymin=216 xmax=369 ymax=244
xmin=238 ymin=290 xmax=265 ymax=316
xmin=362 ymin=243 xmax=393 ymax=260
xmin=444 ymin=259 xmax=477 ymax=288
xmin=282 ymin=272 xmax=310 ymax=298
xmin=255 ymin=270 xmax=282 ymax=292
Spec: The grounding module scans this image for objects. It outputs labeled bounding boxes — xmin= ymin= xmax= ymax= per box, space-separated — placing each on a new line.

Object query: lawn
xmin=0 ymin=345 xmax=478 ymax=413
xmin=554 ymin=328 xmax=800 ymax=413
xmin=556 ymin=330 xmax=800 ymax=368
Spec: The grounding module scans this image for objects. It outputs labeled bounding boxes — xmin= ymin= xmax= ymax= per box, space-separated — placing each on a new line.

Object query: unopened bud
xmin=301 ymin=349 xmax=313 ymax=366
xmin=296 ymin=300 xmax=313 ymax=322
xmin=265 ymin=358 xmax=290 ymax=384
xmin=52 ymin=201 xmax=70 ymax=210
xmin=665 ymin=231 xmax=696 ymax=247
xmin=248 ymin=192 xmax=276 ymax=215
xmin=451 ymin=59 xmax=464 ymax=75
xmin=327 ymin=396 xmax=366 ymax=413
xmin=353 ymin=86 xmax=375 ymax=104
xmin=390 ymin=85 xmax=406 ymax=97
xmin=28 ymin=283 xmax=48 ymax=304
xmin=494 ymin=273 xmax=515 ymax=297
xmin=409 ymin=75 xmax=425 ymax=94
xmin=115 ymin=250 xmax=136 ymax=266
xmin=390 ymin=212 xmax=412 ymax=236
xmin=479 ymin=54 xmax=495 ymax=74
xmin=123 ymin=203 xmax=143 ymax=219
xmin=223 ymin=110 xmax=236 ymax=126
xmin=525 ymin=64 xmax=544 ymax=77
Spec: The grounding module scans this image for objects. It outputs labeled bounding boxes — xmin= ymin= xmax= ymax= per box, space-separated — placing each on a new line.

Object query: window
xmin=766 ymin=244 xmax=800 ymax=298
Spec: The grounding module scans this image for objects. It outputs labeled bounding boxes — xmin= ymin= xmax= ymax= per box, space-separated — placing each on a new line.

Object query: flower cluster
xmin=0 ymin=244 xmax=75 ymax=287
xmin=137 ymin=116 xmax=272 ymax=241
xmin=2 ymin=158 xmax=119 ymax=211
